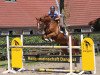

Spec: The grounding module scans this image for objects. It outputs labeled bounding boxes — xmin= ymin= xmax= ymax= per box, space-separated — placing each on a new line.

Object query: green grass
xmin=0 ymin=60 xmax=8 ymax=69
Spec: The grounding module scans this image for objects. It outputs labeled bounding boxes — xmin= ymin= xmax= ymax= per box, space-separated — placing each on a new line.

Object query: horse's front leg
xmin=42 ymin=35 xmax=50 ymax=41
xmin=46 ymin=32 xmax=57 ymax=39
xmin=43 ymin=32 xmax=57 ymax=41
xmin=42 ymin=35 xmax=52 ymax=42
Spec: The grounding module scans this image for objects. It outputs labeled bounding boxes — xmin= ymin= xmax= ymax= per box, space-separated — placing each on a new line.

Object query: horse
xmin=89 ymin=18 xmax=100 ymax=32
xmin=36 ymin=15 xmax=80 ymax=55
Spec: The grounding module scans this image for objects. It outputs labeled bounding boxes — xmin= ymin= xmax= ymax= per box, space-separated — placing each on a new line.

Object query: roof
xmin=65 ymin=0 xmax=100 ymax=26
xmin=0 ymin=0 xmax=100 ymax=28
xmin=0 ymin=0 xmax=56 ymax=28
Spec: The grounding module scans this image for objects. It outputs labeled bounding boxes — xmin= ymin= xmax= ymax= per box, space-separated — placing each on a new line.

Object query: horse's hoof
xmin=49 ymin=38 xmax=53 ymax=42
xmin=44 ymin=39 xmax=49 ymax=41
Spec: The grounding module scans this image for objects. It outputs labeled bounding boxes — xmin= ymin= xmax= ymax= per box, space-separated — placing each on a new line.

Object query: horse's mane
xmin=41 ymin=15 xmax=59 ymax=24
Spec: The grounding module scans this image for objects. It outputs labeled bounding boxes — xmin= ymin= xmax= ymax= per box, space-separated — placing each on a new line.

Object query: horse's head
xmin=36 ymin=15 xmax=52 ymax=31
xmin=36 ymin=17 xmax=45 ymax=33
xmin=44 ymin=15 xmax=51 ymax=23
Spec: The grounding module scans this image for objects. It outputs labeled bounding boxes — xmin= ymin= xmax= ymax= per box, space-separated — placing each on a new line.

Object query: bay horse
xmin=36 ymin=15 xmax=80 ymax=55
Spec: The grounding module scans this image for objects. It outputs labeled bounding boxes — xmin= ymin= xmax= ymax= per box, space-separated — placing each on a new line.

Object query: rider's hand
xmin=55 ymin=18 xmax=60 ymax=20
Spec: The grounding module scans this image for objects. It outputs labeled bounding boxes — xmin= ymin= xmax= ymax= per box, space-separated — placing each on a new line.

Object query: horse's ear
xmin=40 ymin=18 xmax=42 ymax=20
xmin=35 ymin=17 xmax=38 ymax=20
xmin=40 ymin=17 xmax=44 ymax=21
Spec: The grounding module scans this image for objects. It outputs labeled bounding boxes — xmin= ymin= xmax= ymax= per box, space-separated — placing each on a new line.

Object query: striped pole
xmin=10 ymin=45 xmax=80 ymax=49
xmin=3 ymin=36 xmax=16 ymax=74
xmin=37 ymin=68 xmax=81 ymax=73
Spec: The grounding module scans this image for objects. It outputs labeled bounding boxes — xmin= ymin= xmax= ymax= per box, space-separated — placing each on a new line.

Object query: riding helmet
xmin=50 ymin=6 xmax=55 ymax=11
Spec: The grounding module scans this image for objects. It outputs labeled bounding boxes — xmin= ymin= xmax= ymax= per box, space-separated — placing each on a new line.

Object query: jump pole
xmin=81 ymin=34 xmax=83 ymax=42
xmin=18 ymin=34 xmax=26 ymax=72
xmin=3 ymin=35 xmax=25 ymax=74
xmin=9 ymin=35 xmax=80 ymax=75
xmin=66 ymin=35 xmax=78 ymax=75
xmin=37 ymin=68 xmax=81 ymax=73
xmin=69 ymin=34 xmax=73 ymax=75
xmin=3 ymin=35 xmax=95 ymax=75
xmin=3 ymin=35 xmax=16 ymax=74
xmin=3 ymin=35 xmax=80 ymax=74
xmin=10 ymin=46 xmax=80 ymax=49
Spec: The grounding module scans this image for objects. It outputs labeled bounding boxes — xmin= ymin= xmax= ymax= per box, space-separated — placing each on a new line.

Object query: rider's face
xmin=50 ymin=9 xmax=55 ymax=13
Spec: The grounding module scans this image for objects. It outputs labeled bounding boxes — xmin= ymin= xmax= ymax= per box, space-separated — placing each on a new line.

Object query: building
xmin=64 ymin=0 xmax=100 ymax=32
xmin=0 ymin=0 xmax=100 ymax=35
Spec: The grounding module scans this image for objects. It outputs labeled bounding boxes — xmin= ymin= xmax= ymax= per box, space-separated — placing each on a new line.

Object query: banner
xmin=81 ymin=38 xmax=95 ymax=71
xmin=24 ymin=55 xmax=80 ymax=63
xmin=11 ymin=38 xmax=22 ymax=68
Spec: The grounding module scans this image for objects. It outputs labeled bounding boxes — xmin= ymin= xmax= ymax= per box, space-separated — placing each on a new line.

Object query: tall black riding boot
xmin=60 ymin=27 xmax=66 ymax=34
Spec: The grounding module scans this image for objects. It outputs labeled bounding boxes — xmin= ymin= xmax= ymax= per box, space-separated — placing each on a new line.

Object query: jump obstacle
xmin=2 ymin=34 xmax=96 ymax=75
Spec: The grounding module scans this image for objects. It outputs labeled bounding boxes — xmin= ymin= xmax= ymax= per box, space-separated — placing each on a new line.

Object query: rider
xmin=48 ymin=6 xmax=60 ymax=20
xmin=48 ymin=6 xmax=66 ymax=35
